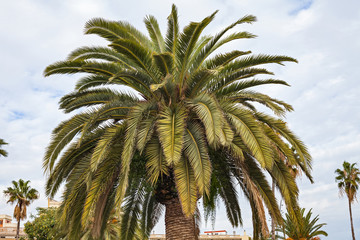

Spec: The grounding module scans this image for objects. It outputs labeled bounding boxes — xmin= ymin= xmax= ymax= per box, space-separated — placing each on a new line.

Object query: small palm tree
xmin=335 ymin=161 xmax=360 ymax=240
xmin=0 ymin=138 xmax=8 ymax=157
xmin=3 ymin=179 xmax=39 ymax=240
xmin=278 ymin=208 xmax=327 ymax=240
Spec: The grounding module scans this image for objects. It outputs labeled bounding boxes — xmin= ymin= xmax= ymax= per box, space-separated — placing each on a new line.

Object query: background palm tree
xmin=0 ymin=138 xmax=8 ymax=157
xmin=3 ymin=179 xmax=39 ymax=240
xmin=277 ymin=208 xmax=327 ymax=240
xmin=335 ymin=161 xmax=360 ymax=240
xmin=44 ymin=5 xmax=312 ymax=239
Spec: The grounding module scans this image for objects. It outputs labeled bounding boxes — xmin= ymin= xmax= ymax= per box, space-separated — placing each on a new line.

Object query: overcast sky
xmin=1 ymin=0 xmax=360 ymax=239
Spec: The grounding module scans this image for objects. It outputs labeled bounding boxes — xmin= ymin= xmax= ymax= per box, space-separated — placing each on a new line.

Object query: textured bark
xmin=348 ymin=198 xmax=356 ymax=240
xmin=16 ymin=218 xmax=20 ymax=240
xmin=164 ymin=197 xmax=198 ymax=240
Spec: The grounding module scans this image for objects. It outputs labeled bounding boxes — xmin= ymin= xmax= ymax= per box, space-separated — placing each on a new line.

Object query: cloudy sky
xmin=1 ymin=0 xmax=360 ymax=238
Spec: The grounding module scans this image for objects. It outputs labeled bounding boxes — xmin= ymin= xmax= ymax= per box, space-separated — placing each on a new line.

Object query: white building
xmin=0 ymin=214 xmax=26 ymax=239
xmin=149 ymin=230 xmax=251 ymax=240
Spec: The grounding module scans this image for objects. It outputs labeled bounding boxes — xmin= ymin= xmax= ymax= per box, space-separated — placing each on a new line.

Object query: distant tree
xmin=278 ymin=208 xmax=327 ymax=240
xmin=0 ymin=138 xmax=8 ymax=157
xmin=3 ymin=179 xmax=39 ymax=240
xmin=335 ymin=161 xmax=360 ymax=240
xmin=24 ymin=208 xmax=57 ymax=240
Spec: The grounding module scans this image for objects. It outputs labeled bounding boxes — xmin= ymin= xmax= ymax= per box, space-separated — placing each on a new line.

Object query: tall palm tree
xmin=43 ymin=5 xmax=312 ymax=239
xmin=335 ymin=161 xmax=360 ymax=240
xmin=278 ymin=208 xmax=327 ymax=240
xmin=0 ymin=138 xmax=8 ymax=157
xmin=3 ymin=179 xmax=39 ymax=240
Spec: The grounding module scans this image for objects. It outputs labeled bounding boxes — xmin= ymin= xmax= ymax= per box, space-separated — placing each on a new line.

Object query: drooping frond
xmin=225 ymin=105 xmax=273 ymax=168
xmin=139 ymin=191 xmax=164 ymax=239
xmin=183 ymin=121 xmax=212 ymax=195
xmin=145 ymin=137 xmax=169 ymax=185
xmin=44 ymin=112 xmax=99 ymax=173
xmin=174 ymin=157 xmax=197 ymax=216
xmin=84 ymin=18 xmax=151 ymax=47
xmin=120 ymin=179 xmax=146 ymax=240
xmin=157 ymin=104 xmax=187 ymax=165
xmin=189 ymin=93 xmax=233 ymax=147
xmin=67 ymin=46 xmax=134 ymax=67
xmin=0 ymin=138 xmax=8 ymax=157
xmin=59 ymin=88 xmax=138 ymax=113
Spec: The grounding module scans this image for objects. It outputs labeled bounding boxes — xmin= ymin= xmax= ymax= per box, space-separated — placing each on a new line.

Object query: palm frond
xmin=176 ymin=11 xmax=218 ymax=87
xmin=225 ymin=106 xmax=273 ymax=168
xmin=165 ymin=4 xmax=179 ymax=54
xmin=144 ymin=15 xmax=165 ymax=53
xmin=174 ymin=157 xmax=197 ymax=216
xmin=85 ymin=18 xmax=151 ymax=47
xmin=153 ymin=53 xmax=174 ymax=76
xmin=145 ymin=137 xmax=169 ymax=185
xmin=110 ymin=39 xmax=160 ymax=83
xmin=157 ymin=105 xmax=187 ymax=165
xmin=67 ymin=46 xmax=133 ymax=68
xmin=184 ymin=121 xmax=212 ymax=195
xmin=190 ymin=93 xmax=233 ymax=147
xmin=190 ymin=15 xmax=257 ymax=73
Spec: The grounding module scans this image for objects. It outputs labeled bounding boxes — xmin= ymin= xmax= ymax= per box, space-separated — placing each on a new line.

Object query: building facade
xmin=0 ymin=214 xmax=26 ymax=239
xmin=149 ymin=230 xmax=251 ymax=240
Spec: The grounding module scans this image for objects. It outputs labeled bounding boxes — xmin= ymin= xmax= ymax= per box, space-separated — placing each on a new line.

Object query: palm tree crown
xmin=279 ymin=208 xmax=327 ymax=240
xmin=44 ymin=5 xmax=312 ymax=239
xmin=0 ymin=138 xmax=8 ymax=157
xmin=4 ymin=179 xmax=39 ymax=239
xmin=335 ymin=161 xmax=360 ymax=240
xmin=335 ymin=161 xmax=360 ymax=202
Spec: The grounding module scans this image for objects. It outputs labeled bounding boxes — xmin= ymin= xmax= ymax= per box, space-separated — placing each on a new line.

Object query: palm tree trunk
xmin=16 ymin=218 xmax=20 ymax=240
xmin=164 ymin=197 xmax=198 ymax=240
xmin=348 ymin=198 xmax=356 ymax=240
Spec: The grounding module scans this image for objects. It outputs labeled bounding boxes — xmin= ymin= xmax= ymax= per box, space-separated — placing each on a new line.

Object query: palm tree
xmin=335 ymin=161 xmax=360 ymax=240
xmin=278 ymin=208 xmax=328 ymax=240
xmin=0 ymin=138 xmax=8 ymax=157
xmin=43 ymin=5 xmax=312 ymax=239
xmin=3 ymin=179 xmax=39 ymax=240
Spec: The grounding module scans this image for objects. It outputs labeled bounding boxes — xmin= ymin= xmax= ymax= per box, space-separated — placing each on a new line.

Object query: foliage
xmin=3 ymin=179 xmax=39 ymax=221
xmin=3 ymin=179 xmax=39 ymax=239
xmin=335 ymin=161 xmax=360 ymax=240
xmin=278 ymin=208 xmax=327 ymax=240
xmin=24 ymin=208 xmax=57 ymax=240
xmin=43 ymin=4 xmax=313 ymax=239
xmin=0 ymin=138 xmax=8 ymax=157
xmin=335 ymin=161 xmax=360 ymax=202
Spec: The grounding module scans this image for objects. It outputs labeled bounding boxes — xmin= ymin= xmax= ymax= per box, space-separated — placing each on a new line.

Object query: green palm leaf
xmin=226 ymin=106 xmax=273 ymax=168
xmin=145 ymin=15 xmax=165 ymax=53
xmin=184 ymin=121 xmax=212 ymax=195
xmin=174 ymin=157 xmax=197 ymax=216
xmin=145 ymin=137 xmax=169 ymax=185
xmin=157 ymin=104 xmax=187 ymax=165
